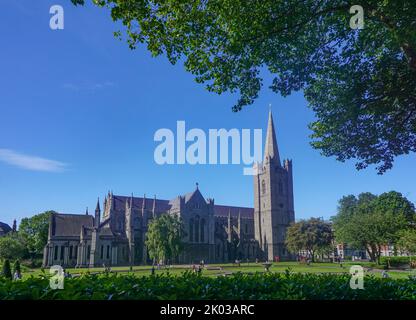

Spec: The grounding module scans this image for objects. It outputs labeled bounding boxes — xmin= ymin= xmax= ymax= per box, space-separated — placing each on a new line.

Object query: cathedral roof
xmin=112 ymin=195 xmax=172 ymax=213
xmin=0 ymin=222 xmax=11 ymax=235
xmin=213 ymin=205 xmax=254 ymax=219
xmin=51 ymin=213 xmax=94 ymax=237
xmin=109 ymin=194 xmax=254 ymax=219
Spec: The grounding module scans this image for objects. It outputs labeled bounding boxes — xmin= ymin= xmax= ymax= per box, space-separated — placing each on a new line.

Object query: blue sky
xmin=1 ymin=1 xmax=415 ymax=226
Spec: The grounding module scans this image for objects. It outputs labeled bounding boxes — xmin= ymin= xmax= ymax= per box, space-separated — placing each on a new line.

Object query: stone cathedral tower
xmin=254 ymin=110 xmax=295 ymax=261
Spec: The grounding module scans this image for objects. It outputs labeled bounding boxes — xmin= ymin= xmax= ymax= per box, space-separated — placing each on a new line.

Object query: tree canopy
xmin=285 ymin=217 xmax=333 ymax=262
xmin=72 ymin=0 xmax=416 ymax=173
xmin=145 ymin=213 xmax=185 ymax=264
xmin=0 ymin=235 xmax=25 ymax=261
xmin=332 ymin=191 xmax=415 ymax=263
xmin=18 ymin=211 xmax=53 ymax=259
xmin=396 ymin=228 xmax=416 ymax=255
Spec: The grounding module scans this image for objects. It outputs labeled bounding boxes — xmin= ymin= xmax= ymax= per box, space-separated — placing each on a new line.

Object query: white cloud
xmin=0 ymin=149 xmax=67 ymax=172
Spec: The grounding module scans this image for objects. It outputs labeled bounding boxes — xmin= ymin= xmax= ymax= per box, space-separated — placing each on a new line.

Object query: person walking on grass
xmin=13 ymin=260 xmax=22 ymax=280
xmin=339 ymin=257 xmax=344 ymax=268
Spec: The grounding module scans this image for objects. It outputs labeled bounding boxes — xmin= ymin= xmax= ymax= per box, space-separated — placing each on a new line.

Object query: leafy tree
xmin=285 ymin=218 xmax=333 ymax=262
xmin=71 ymin=0 xmax=416 ymax=173
xmin=2 ymin=259 xmax=12 ymax=280
xmin=332 ymin=192 xmax=415 ymax=263
xmin=396 ymin=228 xmax=416 ymax=255
xmin=375 ymin=191 xmax=416 ymax=222
xmin=145 ymin=214 xmax=185 ymax=264
xmin=18 ymin=211 xmax=54 ymax=260
xmin=0 ymin=234 xmax=25 ymax=261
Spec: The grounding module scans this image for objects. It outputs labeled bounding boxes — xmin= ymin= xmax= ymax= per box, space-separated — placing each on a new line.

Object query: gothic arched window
xmin=200 ymin=219 xmax=205 ymax=242
xmin=189 ymin=219 xmax=194 ymax=242
xmin=261 ymin=180 xmax=266 ymax=194
xmin=195 ymin=216 xmax=200 ymax=243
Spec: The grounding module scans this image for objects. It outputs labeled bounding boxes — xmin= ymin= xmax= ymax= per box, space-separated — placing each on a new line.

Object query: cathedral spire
xmin=95 ymin=198 xmax=100 ymax=212
xmin=263 ymin=109 xmax=281 ymax=166
xmin=94 ymin=198 xmax=101 ymax=227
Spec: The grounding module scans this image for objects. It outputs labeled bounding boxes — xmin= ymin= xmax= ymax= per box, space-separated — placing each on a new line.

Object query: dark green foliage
xmin=397 ymin=229 xmax=416 ymax=255
xmin=0 ymin=234 xmax=25 ymax=260
xmin=71 ymin=0 xmax=416 ymax=173
xmin=2 ymin=260 xmax=12 ymax=280
xmin=18 ymin=211 xmax=54 ymax=260
xmin=332 ymin=191 xmax=416 ymax=263
xmin=1 ymin=272 xmax=415 ymax=300
xmin=285 ymin=218 xmax=334 ymax=262
xmin=13 ymin=260 xmax=21 ymax=274
xmin=380 ymin=256 xmax=416 ymax=268
xmin=145 ymin=214 xmax=186 ymax=263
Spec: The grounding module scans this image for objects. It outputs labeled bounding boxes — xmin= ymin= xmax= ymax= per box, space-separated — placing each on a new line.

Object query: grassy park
xmin=20 ymin=261 xmax=415 ymax=280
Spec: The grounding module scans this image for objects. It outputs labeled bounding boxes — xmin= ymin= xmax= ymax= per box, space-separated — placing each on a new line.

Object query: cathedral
xmin=43 ymin=111 xmax=295 ymax=267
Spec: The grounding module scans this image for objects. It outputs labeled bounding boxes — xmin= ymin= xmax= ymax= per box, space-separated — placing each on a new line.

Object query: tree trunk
xmin=376 ymin=244 xmax=382 ymax=265
xmin=366 ymin=245 xmax=376 ymax=262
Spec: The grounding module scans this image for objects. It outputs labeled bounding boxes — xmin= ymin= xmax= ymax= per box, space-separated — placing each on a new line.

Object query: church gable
xmin=183 ymin=188 xmax=207 ymax=209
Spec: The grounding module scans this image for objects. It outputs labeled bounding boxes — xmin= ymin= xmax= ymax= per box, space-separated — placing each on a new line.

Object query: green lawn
xmin=21 ymin=261 xmax=416 ymax=280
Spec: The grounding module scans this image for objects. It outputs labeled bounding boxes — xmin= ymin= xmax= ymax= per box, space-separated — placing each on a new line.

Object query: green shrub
xmin=2 ymin=260 xmax=12 ymax=280
xmin=0 ymin=272 xmax=415 ymax=300
xmin=13 ymin=260 xmax=21 ymax=275
xmin=380 ymin=256 xmax=416 ymax=268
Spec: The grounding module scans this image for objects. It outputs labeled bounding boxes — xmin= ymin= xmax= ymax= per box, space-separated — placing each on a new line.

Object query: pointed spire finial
xmin=94 ymin=197 xmax=101 ymax=227
xmin=196 ymin=182 xmax=199 ymax=190
xmin=152 ymin=195 xmax=157 ymax=217
xmin=95 ymin=197 xmax=100 ymax=212
xmin=142 ymin=194 xmax=146 ymax=209
xmin=263 ymin=107 xmax=281 ymax=166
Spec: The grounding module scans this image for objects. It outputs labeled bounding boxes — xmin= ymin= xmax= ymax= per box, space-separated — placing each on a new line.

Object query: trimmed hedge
xmin=0 ymin=271 xmax=415 ymax=300
xmin=380 ymin=256 xmax=416 ymax=268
